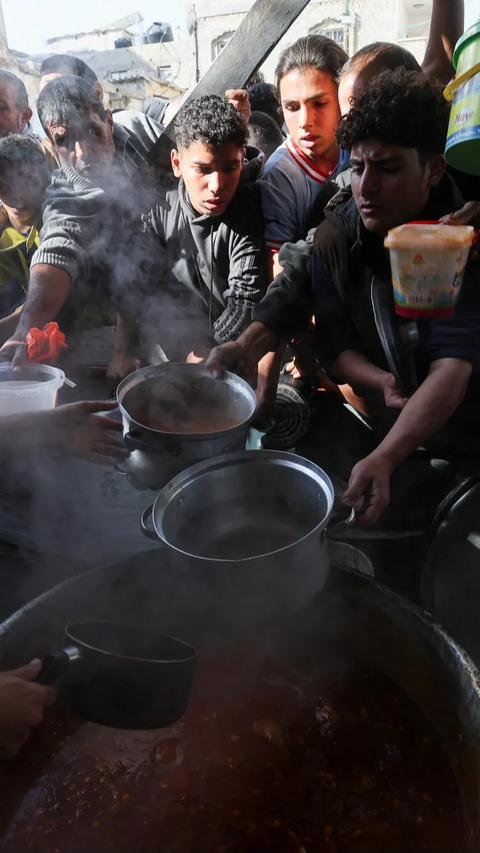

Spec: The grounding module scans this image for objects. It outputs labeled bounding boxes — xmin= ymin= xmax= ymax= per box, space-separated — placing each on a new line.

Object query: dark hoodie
xmin=254 ymin=174 xmax=480 ymax=380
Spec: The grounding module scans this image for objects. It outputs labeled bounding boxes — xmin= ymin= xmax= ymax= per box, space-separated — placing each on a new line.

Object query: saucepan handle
xmin=124 ymin=430 xmax=179 ymax=456
xmin=35 ymin=646 xmax=80 ymax=686
xmin=322 ymin=497 xmax=356 ymax=540
xmin=141 ymin=504 xmax=159 ymax=541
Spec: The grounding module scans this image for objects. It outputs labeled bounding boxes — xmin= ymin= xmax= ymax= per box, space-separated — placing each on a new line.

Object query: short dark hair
xmin=40 ymin=54 xmax=98 ymax=86
xmin=275 ymin=35 xmax=348 ymax=89
xmin=247 ymin=82 xmax=283 ymax=129
xmin=340 ymin=42 xmax=421 ymax=81
xmin=336 ymin=68 xmax=450 ymax=161
xmin=37 ymin=75 xmax=106 ymax=133
xmin=248 ymin=111 xmax=283 ymax=159
xmin=0 ymin=70 xmax=29 ymax=111
xmin=173 ymin=95 xmax=247 ymax=150
xmin=0 ymin=134 xmax=50 ymax=189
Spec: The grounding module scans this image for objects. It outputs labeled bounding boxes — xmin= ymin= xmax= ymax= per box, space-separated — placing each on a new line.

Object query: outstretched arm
xmin=422 ymin=0 xmax=464 ymax=84
xmin=343 ymin=357 xmax=472 ymax=523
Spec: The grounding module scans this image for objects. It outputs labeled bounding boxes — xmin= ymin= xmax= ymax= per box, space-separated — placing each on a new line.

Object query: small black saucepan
xmin=37 ymin=621 xmax=197 ymax=730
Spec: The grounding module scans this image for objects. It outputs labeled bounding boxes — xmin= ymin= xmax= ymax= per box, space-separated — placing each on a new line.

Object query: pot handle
xmin=141 ymin=504 xmax=159 ymax=540
xmin=124 ymin=430 xmax=179 ymax=456
xmin=324 ymin=499 xmax=356 ymax=540
xmin=35 ymin=645 xmax=80 ymax=686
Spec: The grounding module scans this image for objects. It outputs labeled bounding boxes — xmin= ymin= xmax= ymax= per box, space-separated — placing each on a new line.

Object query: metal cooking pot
xmin=141 ymin=450 xmax=354 ymax=620
xmin=37 ymin=621 xmax=197 ymax=730
xmin=117 ymin=364 xmax=257 ymax=490
xmin=1 ymin=556 xmax=480 ymax=849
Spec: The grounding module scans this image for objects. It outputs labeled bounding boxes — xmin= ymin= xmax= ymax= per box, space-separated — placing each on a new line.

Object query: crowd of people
xmin=0 ymin=0 xmax=479 ymax=751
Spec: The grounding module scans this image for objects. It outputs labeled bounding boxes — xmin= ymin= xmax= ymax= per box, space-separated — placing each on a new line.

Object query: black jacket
xmin=254 ymin=174 xmax=480 ymax=377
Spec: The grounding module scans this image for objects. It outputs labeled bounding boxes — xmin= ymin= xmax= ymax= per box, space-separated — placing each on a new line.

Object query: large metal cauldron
xmin=117 ymin=364 xmax=257 ymax=490
xmin=141 ymin=450 xmax=353 ymax=620
xmin=0 ymin=548 xmax=480 ymax=848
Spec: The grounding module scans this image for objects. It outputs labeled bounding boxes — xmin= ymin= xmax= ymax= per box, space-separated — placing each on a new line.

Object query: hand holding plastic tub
xmin=441 ymin=200 xmax=480 ymax=229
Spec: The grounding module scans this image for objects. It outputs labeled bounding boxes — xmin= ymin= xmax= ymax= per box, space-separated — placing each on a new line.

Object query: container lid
xmin=453 ymin=20 xmax=480 ymax=70
xmin=0 ymin=362 xmax=65 ymax=394
xmin=384 ymin=222 xmax=475 ymax=250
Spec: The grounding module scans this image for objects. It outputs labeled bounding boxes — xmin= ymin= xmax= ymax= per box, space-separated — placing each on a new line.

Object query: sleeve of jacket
xmin=213 ymin=186 xmax=269 ymax=344
xmin=252 ymin=235 xmax=314 ymax=339
xmin=423 ymin=261 xmax=480 ymax=367
xmin=31 ymin=171 xmax=105 ymax=287
xmin=311 ymin=249 xmax=358 ymax=370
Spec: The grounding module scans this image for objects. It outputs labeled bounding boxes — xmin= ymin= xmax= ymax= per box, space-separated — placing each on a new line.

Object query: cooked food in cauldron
xmin=0 ymin=645 xmax=465 ymax=853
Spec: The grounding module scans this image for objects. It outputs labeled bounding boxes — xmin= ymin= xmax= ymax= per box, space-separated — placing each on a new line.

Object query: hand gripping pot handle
xmin=35 ymin=646 xmax=81 ymax=687
xmin=322 ymin=498 xmax=356 ymax=541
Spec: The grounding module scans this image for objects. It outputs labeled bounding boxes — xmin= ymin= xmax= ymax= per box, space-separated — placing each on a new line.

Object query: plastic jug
xmin=0 ymin=363 xmax=66 ymax=416
xmin=384 ymin=221 xmax=474 ymax=319
xmin=444 ymin=21 xmax=480 ymax=175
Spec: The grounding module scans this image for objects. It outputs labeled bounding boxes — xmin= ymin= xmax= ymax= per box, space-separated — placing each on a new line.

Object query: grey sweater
xmin=31 ymin=112 xmax=162 ymax=287
xmin=31 ymin=115 xmax=267 ymax=354
xmin=140 ymin=179 xmax=267 ymax=353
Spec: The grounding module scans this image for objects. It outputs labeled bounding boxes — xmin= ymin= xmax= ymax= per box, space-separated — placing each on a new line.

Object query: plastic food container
xmin=0 ymin=363 xmax=66 ymax=416
xmin=444 ymin=21 xmax=480 ymax=175
xmin=384 ymin=221 xmax=475 ymax=319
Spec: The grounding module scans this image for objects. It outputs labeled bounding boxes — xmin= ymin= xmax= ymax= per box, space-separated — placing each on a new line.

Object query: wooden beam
xmin=148 ymin=0 xmax=311 ymax=167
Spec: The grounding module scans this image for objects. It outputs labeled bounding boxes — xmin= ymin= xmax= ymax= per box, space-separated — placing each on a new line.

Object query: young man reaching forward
xmin=113 ymin=95 xmax=275 ymax=411
xmin=207 ymin=70 xmax=480 ymax=523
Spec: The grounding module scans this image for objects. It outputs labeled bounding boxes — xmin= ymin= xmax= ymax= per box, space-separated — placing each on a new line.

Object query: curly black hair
xmin=173 ymin=95 xmax=247 ymax=150
xmin=337 ymin=69 xmax=450 ymax=161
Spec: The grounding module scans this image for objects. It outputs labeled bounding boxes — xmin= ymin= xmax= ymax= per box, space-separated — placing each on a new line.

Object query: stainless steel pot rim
xmin=151 ymin=450 xmax=335 ymax=563
xmin=64 ymin=621 xmax=197 ymax=664
xmin=117 ymin=363 xmax=257 ymax=438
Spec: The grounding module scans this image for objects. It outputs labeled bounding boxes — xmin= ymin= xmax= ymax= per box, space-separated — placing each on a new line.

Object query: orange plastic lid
xmin=384 ymin=222 xmax=475 ymax=250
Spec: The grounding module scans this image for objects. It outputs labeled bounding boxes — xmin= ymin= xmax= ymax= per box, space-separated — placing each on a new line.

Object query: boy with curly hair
xmin=207 ymin=69 xmax=480 ymax=524
xmin=110 ymin=95 xmax=268 ymax=391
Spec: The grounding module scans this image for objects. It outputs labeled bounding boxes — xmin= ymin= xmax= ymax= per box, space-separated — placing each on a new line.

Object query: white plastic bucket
xmin=0 ymin=363 xmax=66 ymax=416
xmin=384 ymin=222 xmax=474 ymax=319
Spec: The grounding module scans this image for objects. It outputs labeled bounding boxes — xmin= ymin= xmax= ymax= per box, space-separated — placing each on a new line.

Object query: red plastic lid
xmin=406 ymin=220 xmax=440 ymax=225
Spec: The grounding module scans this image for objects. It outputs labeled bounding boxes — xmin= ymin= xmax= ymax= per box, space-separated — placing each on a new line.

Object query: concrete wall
xmin=0 ymin=1 xmax=7 ymax=47
xmin=61 ymin=41 xmax=193 ymax=94
xmin=188 ymin=0 xmax=430 ymax=86
xmin=46 ymin=28 xmax=132 ymax=55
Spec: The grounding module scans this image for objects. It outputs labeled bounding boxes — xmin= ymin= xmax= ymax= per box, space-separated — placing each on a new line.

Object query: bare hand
xmin=0 ymin=660 xmax=55 ymax=758
xmin=206 ymin=341 xmax=258 ymax=386
xmin=440 ymin=201 xmax=480 ymax=228
xmin=107 ymin=353 xmax=142 ymax=385
xmin=225 ymin=89 xmax=251 ymax=122
xmin=382 ymin=374 xmax=408 ymax=410
xmin=342 ymin=453 xmax=393 ymax=525
xmin=186 ymin=351 xmax=205 ymax=365
xmin=49 ymin=400 xmax=129 ymax=466
xmin=0 ymin=337 xmax=27 ymax=371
